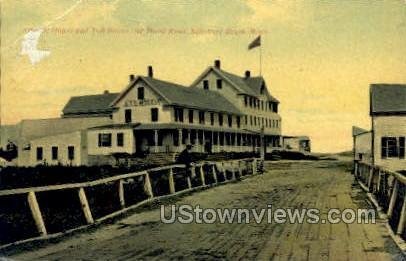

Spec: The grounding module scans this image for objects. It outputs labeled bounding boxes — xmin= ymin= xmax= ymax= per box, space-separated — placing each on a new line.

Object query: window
xmin=245 ymin=115 xmax=248 ymax=125
xmin=203 ymin=80 xmax=209 ymax=90
xmin=68 ymin=146 xmax=75 ymax=160
xmin=125 ymin=109 xmax=132 ymax=123
xmin=262 ymin=117 xmax=265 ymax=126
xmin=199 ymin=111 xmax=205 ymax=124
xmin=254 ymin=117 xmax=257 ymax=126
xmin=117 ymin=133 xmax=124 ymax=147
xmin=249 ymin=97 xmax=253 ymax=107
xmin=36 ymin=147 xmax=43 ymax=161
xmin=189 ymin=110 xmax=194 ymax=123
xmin=244 ymin=96 xmax=248 ymax=106
xmin=260 ymin=83 xmax=265 ymax=94
xmin=98 ymin=133 xmax=112 ymax=147
xmin=228 ymin=115 xmax=232 ymax=127
xmin=210 ymin=112 xmax=214 ymax=125
xmin=52 ymin=146 xmax=58 ymax=160
xmin=382 ymin=137 xmax=397 ymax=158
xmin=269 ymin=102 xmax=273 ymax=111
xmin=216 ymin=79 xmax=222 ymax=89
xmin=218 ymin=114 xmax=223 ymax=126
xmin=382 ymin=137 xmax=405 ymax=159
xmin=151 ymin=108 xmax=159 ymax=122
xmin=250 ymin=116 xmax=253 ymax=126
xmin=137 ymin=87 xmax=145 ymax=100
xmin=174 ymin=107 xmax=184 ymax=122
xmin=273 ymin=103 xmax=278 ymax=113
xmin=261 ymin=101 xmax=264 ymax=110
xmin=236 ymin=116 xmax=241 ymax=128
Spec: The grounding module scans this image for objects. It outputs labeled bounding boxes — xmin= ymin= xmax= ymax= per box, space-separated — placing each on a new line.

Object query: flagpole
xmin=259 ymin=43 xmax=262 ymax=76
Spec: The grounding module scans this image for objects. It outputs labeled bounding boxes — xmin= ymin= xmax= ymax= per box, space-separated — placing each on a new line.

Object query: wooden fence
xmin=354 ymin=160 xmax=406 ymax=239
xmin=0 ymin=158 xmax=263 ymax=248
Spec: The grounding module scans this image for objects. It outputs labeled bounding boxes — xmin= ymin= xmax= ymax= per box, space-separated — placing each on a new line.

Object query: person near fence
xmin=177 ymin=144 xmax=196 ymax=178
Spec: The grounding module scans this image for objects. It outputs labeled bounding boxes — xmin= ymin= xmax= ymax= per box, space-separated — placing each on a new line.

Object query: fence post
xmin=78 ymin=187 xmax=94 ymax=224
xmin=387 ymin=179 xmax=399 ymax=218
xmin=200 ymin=164 xmax=206 ymax=186
xmin=212 ymin=164 xmax=218 ymax=184
xmin=397 ymin=195 xmax=406 ymax=235
xmin=169 ymin=168 xmax=176 ymax=194
xmin=27 ymin=191 xmax=47 ymax=236
xmin=118 ymin=179 xmax=125 ymax=209
xmin=367 ymin=167 xmax=374 ymax=192
xmin=238 ymin=160 xmax=243 ymax=176
xmin=144 ymin=172 xmax=154 ymax=198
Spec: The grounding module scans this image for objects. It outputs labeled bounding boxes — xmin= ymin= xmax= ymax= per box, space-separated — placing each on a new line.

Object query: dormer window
xmin=203 ymin=80 xmax=209 ymax=90
xmin=216 ymin=79 xmax=222 ymax=89
xmin=137 ymin=87 xmax=145 ymax=100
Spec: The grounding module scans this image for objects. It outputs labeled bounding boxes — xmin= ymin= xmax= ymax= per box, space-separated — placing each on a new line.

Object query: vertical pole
xmin=231 ymin=162 xmax=236 ymax=180
xmin=200 ymin=164 xmax=206 ymax=186
xmin=187 ymin=129 xmax=191 ymax=145
xmin=238 ymin=160 xmax=243 ymax=176
xmin=154 ymin=129 xmax=159 ymax=153
xmin=78 ymin=187 xmax=94 ymax=224
xmin=367 ymin=167 xmax=374 ymax=192
xmin=144 ymin=172 xmax=154 ymax=198
xmin=212 ymin=164 xmax=218 ymax=184
xmin=397 ymin=195 xmax=406 ymax=235
xmin=27 ymin=191 xmax=47 ymax=236
xmin=187 ymin=176 xmax=192 ymax=189
xmin=202 ymin=131 xmax=205 ymax=153
xmin=169 ymin=168 xmax=176 ymax=194
xmin=252 ymin=159 xmax=257 ymax=175
xmin=217 ymin=132 xmax=220 ymax=153
xmin=222 ymin=162 xmax=227 ymax=181
xmin=387 ymin=179 xmax=399 ymax=218
xmin=259 ymin=40 xmax=262 ymax=76
xmin=178 ymin=129 xmax=183 ymax=151
xmin=118 ymin=179 xmax=125 ymax=209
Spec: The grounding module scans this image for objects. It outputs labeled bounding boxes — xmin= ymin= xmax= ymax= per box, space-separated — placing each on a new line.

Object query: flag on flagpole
xmin=248 ymin=35 xmax=261 ymax=50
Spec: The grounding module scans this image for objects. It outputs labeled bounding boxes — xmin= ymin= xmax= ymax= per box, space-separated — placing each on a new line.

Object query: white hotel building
xmin=15 ymin=60 xmax=282 ymax=166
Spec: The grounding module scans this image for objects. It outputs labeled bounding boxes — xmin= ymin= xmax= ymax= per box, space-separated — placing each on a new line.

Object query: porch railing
xmin=354 ymin=160 xmax=406 ymax=239
xmin=0 ymin=158 xmax=263 ymax=249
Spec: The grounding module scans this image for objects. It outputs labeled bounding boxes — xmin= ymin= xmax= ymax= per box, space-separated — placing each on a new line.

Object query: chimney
xmin=148 ymin=66 xmax=153 ymax=78
xmin=245 ymin=70 xmax=251 ymax=78
xmin=214 ymin=59 xmax=221 ymax=69
xmin=129 ymin=74 xmax=135 ymax=82
xmin=104 ymin=90 xmax=109 ymax=94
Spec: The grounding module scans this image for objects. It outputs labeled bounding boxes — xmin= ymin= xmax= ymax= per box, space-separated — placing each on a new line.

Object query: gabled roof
xmin=111 ymin=76 xmax=242 ymax=115
xmin=191 ymin=66 xmax=280 ymax=103
xmin=352 ymin=126 xmax=370 ymax=137
xmin=63 ymin=92 xmax=118 ymax=115
xmin=370 ymin=84 xmax=406 ymax=115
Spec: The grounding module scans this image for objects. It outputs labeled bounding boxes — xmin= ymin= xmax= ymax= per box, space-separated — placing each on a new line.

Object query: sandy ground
xmin=5 ymin=160 xmax=404 ymax=260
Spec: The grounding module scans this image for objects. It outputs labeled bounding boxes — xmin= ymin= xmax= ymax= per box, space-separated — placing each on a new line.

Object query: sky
xmin=1 ymin=0 xmax=405 ymax=153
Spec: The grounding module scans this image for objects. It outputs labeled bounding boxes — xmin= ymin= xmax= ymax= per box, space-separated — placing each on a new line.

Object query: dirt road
xmin=7 ymin=160 xmax=404 ymax=260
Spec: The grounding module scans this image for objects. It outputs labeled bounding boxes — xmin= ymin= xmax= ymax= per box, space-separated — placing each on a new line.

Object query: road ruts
xmin=7 ymin=160 xmax=404 ymax=260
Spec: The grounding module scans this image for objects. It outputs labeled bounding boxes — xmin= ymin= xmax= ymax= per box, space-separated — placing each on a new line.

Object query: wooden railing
xmin=0 ymin=158 xmax=263 ymax=248
xmin=354 ymin=160 xmax=406 ymax=239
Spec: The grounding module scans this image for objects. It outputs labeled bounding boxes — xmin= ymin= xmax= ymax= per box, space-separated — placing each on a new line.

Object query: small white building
xmin=352 ymin=126 xmax=372 ymax=163
xmin=282 ymin=136 xmax=311 ymax=153
xmin=370 ymin=84 xmax=406 ymax=172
